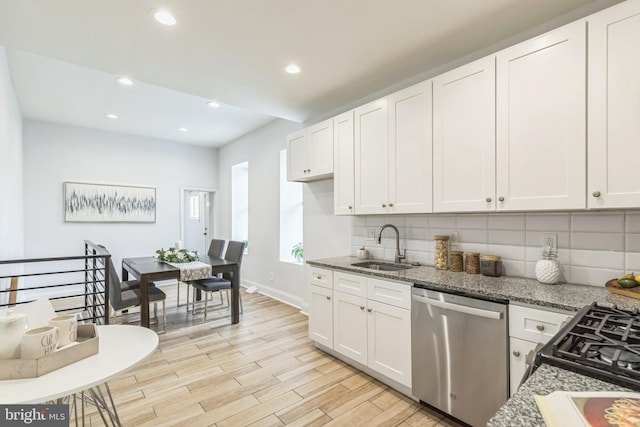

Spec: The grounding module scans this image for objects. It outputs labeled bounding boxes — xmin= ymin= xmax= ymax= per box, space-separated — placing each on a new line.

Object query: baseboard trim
xmin=242 ymin=279 xmax=305 ymax=314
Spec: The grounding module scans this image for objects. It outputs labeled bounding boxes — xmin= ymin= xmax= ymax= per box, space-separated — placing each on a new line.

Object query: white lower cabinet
xmin=508 ymin=304 xmax=572 ymax=396
xmin=310 ymin=270 xmax=412 ymax=389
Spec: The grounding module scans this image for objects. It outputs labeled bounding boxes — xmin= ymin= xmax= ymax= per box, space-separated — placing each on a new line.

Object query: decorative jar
xmin=434 ymin=235 xmax=449 ymax=270
xmin=535 ymin=247 xmax=560 ymax=284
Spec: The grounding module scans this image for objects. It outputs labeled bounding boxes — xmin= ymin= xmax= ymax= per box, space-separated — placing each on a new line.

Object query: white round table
xmin=0 ymin=325 xmax=158 ymax=425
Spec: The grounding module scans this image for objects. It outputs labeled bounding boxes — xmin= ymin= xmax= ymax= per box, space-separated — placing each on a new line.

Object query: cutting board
xmin=606 ymin=279 xmax=640 ymax=299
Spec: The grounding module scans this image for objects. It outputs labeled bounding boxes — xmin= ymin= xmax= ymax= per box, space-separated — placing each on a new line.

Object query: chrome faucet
xmin=376 ymin=224 xmax=406 ymax=264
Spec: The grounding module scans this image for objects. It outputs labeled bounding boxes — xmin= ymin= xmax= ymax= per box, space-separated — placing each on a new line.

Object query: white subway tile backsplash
xmin=488 ymin=214 xmax=526 ymax=230
xmin=348 ymin=210 xmax=639 ymax=287
xmin=487 ymin=244 xmax=526 ymax=261
xmin=525 ymin=213 xmax=570 ymax=231
xmin=488 ymin=229 xmax=526 ymax=246
xmin=456 ymin=215 xmax=488 ymax=229
xmin=572 ymin=232 xmax=624 ymax=251
xmin=626 ymin=234 xmax=640 ymax=252
xmin=405 ymin=215 xmax=429 ymax=228
xmin=430 ymin=215 xmax=456 ymax=228
xmin=570 ymin=266 xmax=623 ymax=287
xmin=570 ymin=249 xmax=624 ymax=270
xmin=571 ymin=212 xmax=624 ymax=233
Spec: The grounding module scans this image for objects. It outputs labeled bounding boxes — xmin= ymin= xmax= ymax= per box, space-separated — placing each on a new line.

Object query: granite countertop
xmin=307 ymin=256 xmax=640 ymax=312
xmin=487 ymin=364 xmax=634 ymax=427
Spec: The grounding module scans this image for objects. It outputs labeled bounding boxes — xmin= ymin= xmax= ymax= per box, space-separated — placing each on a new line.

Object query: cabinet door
xmin=388 ymin=81 xmax=433 ymax=213
xmin=588 ymin=1 xmax=640 ymax=208
xmin=333 ymin=111 xmax=355 ymax=215
xmin=355 ymin=98 xmax=389 ymax=214
xmin=309 ymin=285 xmax=333 ymax=348
xmin=287 ymin=129 xmax=308 ymax=181
xmin=433 ymin=57 xmax=496 ymax=212
xmin=333 ymin=291 xmax=367 ymax=365
xmin=496 ymin=21 xmax=586 ymax=211
xmin=509 ymin=337 xmax=538 ymax=397
xmin=307 ymin=119 xmax=334 ymax=180
xmin=367 ymin=300 xmax=411 ymax=387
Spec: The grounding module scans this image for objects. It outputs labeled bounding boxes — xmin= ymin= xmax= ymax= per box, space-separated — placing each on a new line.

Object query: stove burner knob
xmin=536 ymin=324 xmax=545 ymax=331
xmin=513 ymin=351 xmax=521 ymax=357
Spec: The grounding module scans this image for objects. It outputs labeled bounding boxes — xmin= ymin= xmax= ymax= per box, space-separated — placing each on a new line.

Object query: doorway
xmin=181 ymin=188 xmax=216 ymax=257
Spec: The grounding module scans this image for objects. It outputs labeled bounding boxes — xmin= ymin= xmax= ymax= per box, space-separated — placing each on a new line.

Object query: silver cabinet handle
xmin=593 ymin=191 xmax=601 ymax=198
xmin=316 ymin=275 xmax=322 ymax=280
xmin=389 ymin=203 xmax=394 ymax=207
xmin=536 ymin=324 xmax=545 ymax=331
xmin=367 ymin=308 xmax=372 ymax=312
xmin=326 ymin=296 xmax=331 ymax=300
xmin=360 ymin=306 xmax=365 ymax=310
xmin=381 ymin=204 xmax=386 ymax=208
xmin=486 ymin=197 xmax=492 ymax=203
xmin=348 ymin=206 xmax=352 ymax=210
xmin=498 ymin=196 xmax=505 ymax=202
xmin=513 ymin=350 xmax=521 ymax=357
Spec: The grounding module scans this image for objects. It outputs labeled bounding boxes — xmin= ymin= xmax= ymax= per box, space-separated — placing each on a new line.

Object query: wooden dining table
xmin=121 ymin=255 xmax=240 ymax=328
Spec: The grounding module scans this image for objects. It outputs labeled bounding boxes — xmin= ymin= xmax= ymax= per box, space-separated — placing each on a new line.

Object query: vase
xmin=535 ymin=258 xmax=560 ymax=284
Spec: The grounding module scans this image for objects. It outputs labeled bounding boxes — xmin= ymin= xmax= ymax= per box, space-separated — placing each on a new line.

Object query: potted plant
xmin=291 ymin=242 xmax=303 ymax=263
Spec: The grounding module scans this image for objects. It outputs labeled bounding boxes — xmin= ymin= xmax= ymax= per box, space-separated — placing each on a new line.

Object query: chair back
xmin=207 ymin=239 xmax=225 ymax=258
xmin=96 ymin=245 xmax=126 ymax=310
xmin=223 ymin=241 xmax=245 ymax=281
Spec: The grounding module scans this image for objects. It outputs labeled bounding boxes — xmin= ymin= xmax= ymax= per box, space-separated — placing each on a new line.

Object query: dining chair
xmin=101 ymin=247 xmax=167 ymax=332
xmin=189 ymin=240 xmax=244 ymax=322
xmin=179 ymin=238 xmax=225 ymax=310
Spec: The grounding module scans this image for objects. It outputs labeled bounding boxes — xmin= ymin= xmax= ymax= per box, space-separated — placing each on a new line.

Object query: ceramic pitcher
xmin=0 ymin=310 xmax=27 ymax=359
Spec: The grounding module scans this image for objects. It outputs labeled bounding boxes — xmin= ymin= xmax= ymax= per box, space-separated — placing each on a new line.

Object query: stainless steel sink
xmin=351 ymin=261 xmax=412 ymax=271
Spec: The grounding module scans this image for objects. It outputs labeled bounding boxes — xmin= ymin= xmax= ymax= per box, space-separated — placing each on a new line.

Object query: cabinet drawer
xmin=309 ymin=267 xmax=333 ymax=289
xmin=367 ymin=278 xmax=411 ymax=309
xmin=509 ymin=304 xmax=572 ymax=343
xmin=334 ymin=272 xmax=367 ymax=297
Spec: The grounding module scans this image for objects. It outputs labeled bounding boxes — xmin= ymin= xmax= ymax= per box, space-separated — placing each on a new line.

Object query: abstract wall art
xmin=64 ymin=182 xmax=156 ymax=223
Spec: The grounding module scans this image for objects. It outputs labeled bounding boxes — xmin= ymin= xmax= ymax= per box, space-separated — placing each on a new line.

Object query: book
xmin=534 ymin=391 xmax=640 ymax=427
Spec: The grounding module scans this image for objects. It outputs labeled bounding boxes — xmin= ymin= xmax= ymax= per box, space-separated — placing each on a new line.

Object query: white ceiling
xmin=0 ymin=0 xmax=622 ymax=147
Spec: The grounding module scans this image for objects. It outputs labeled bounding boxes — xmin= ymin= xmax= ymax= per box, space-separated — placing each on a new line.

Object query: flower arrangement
xmin=155 ymin=247 xmax=199 ymax=263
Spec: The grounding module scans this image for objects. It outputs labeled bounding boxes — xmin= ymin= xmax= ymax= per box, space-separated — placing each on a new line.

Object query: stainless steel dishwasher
xmin=412 ymin=286 xmax=508 ymax=427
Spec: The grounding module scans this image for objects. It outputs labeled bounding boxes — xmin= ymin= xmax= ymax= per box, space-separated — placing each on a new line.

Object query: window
xmin=279 ymin=149 xmax=303 ymax=264
xmin=231 ymin=161 xmax=249 ymax=253
xmin=188 ymin=192 xmax=199 ymax=220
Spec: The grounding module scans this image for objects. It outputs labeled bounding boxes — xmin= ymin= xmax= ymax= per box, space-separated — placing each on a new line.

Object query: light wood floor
xmin=85 ymin=284 xmax=465 ymax=427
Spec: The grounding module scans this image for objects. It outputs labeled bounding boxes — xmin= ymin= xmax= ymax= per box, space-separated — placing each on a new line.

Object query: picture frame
xmin=64 ymin=182 xmax=156 ymax=223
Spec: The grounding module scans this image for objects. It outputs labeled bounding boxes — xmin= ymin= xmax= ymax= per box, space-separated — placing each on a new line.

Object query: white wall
xmin=23 ymin=120 xmax=218 ymax=273
xmin=218 ymin=119 xmax=350 ymax=309
xmin=0 ymin=47 xmax=24 ymax=262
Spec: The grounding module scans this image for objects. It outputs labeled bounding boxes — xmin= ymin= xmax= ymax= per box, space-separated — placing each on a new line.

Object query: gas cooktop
xmin=533 ymin=302 xmax=640 ymax=391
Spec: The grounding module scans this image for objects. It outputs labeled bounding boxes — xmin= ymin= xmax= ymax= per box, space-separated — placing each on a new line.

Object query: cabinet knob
xmin=498 ymin=196 xmax=505 ymax=202
xmin=367 ymin=308 xmax=372 ymax=312
xmin=348 ymin=206 xmax=353 ymax=210
xmin=486 ymin=197 xmax=492 ymax=203
xmin=360 ymin=306 xmax=365 ymax=310
xmin=316 ymin=276 xmax=322 ymax=280
xmin=326 ymin=296 xmax=331 ymax=300
xmin=536 ymin=324 xmax=545 ymax=331
xmin=513 ymin=350 xmax=521 ymax=357
xmin=381 ymin=204 xmax=387 ymax=208
xmin=308 ymin=169 xmax=311 ymax=173
xmin=592 ymin=191 xmax=601 ymax=198
xmin=389 ymin=203 xmax=394 ymax=207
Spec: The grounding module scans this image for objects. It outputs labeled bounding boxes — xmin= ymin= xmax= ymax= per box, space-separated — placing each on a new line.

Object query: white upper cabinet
xmin=388 ymin=81 xmax=433 ymax=214
xmin=333 ymin=111 xmax=355 ymax=215
xmin=588 ymin=1 xmax=640 ymax=208
xmin=355 ymin=82 xmax=432 ymax=215
xmin=355 ymin=98 xmax=389 ymax=214
xmin=433 ymin=57 xmax=496 ymax=212
xmin=287 ymin=118 xmax=333 ymax=182
xmin=496 ymin=21 xmax=586 ymax=211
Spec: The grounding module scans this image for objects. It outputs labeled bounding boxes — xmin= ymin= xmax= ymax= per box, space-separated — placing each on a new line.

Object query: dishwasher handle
xmin=412 ymin=294 xmax=503 ymax=320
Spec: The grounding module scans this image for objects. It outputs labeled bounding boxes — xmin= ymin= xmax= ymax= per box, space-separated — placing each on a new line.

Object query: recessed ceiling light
xmin=207 ymin=100 xmax=220 ymax=108
xmin=153 ymin=10 xmax=177 ymax=26
xmin=179 ymin=127 xmax=189 ymax=132
xmin=105 ymin=113 xmax=118 ymax=119
xmin=116 ymin=76 xmax=133 ymax=85
xmin=284 ymin=63 xmax=301 ymax=74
